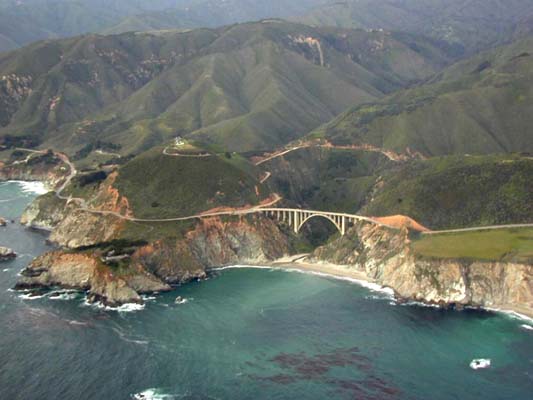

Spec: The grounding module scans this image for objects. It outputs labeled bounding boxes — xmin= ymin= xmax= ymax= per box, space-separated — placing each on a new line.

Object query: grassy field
xmin=411 ymin=228 xmax=533 ymax=262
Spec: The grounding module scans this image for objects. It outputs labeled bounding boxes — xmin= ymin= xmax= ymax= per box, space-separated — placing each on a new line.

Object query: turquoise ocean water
xmin=0 ymin=181 xmax=532 ymax=400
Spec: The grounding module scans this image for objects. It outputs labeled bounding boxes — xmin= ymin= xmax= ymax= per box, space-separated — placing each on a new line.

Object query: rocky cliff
xmin=311 ymin=223 xmax=533 ymax=315
xmin=16 ymin=213 xmax=291 ymax=305
xmin=0 ymin=151 xmax=68 ymax=189
xmin=15 ymin=251 xmax=168 ymax=307
xmin=20 ymin=193 xmax=67 ymax=230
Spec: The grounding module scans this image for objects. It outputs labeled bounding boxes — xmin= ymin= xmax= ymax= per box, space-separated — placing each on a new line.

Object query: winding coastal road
xmin=15 ymin=147 xmax=533 ymax=234
xmin=253 ymin=142 xmax=412 ymax=166
xmin=422 ymin=223 xmax=533 ymax=235
xmin=76 ymin=193 xmax=283 ymax=223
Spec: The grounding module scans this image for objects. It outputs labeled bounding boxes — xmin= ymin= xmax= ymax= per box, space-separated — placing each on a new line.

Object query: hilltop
xmin=3 ymin=0 xmax=533 ymax=56
xmin=113 ymin=145 xmax=271 ymax=219
xmin=257 ymin=146 xmax=533 ymax=230
xmin=0 ymin=0 xmax=326 ymax=52
xmin=0 ymin=20 xmax=454 ymax=155
xmin=298 ymin=0 xmax=533 ymax=55
xmin=312 ymin=36 xmax=533 ymax=156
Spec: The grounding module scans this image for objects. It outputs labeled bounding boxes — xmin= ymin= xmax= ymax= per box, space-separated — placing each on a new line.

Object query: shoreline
xmin=268 ymin=257 xmax=393 ymax=294
xmin=221 ymin=256 xmax=533 ymax=322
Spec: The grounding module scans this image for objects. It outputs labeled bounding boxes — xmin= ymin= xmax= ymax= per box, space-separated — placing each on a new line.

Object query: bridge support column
xmin=341 ymin=216 xmax=346 ymax=236
xmin=293 ymin=211 xmax=299 ymax=234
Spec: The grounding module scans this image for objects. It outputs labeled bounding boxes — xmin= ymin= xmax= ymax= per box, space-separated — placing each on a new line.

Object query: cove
xmin=0 ymin=182 xmax=532 ymax=400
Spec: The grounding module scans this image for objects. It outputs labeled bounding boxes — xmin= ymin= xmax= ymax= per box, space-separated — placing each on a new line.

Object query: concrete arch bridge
xmin=257 ymin=208 xmax=383 ymax=236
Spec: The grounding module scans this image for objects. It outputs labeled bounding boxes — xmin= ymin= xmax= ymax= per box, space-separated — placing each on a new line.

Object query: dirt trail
xmin=253 ymin=141 xmax=416 ymax=166
xmin=15 ymin=148 xmax=531 ymax=234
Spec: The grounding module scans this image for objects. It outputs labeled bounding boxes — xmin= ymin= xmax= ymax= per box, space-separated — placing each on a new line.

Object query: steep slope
xmin=362 ymin=155 xmax=533 ymax=230
xmin=3 ymin=0 xmax=532 ymax=56
xmin=298 ymin=0 xmax=533 ymax=55
xmin=113 ymin=146 xmax=270 ymax=219
xmin=0 ymin=0 xmax=166 ymax=51
xmin=0 ymin=0 xmax=325 ymax=52
xmin=313 ymin=36 xmax=533 ymax=156
xmin=255 ymin=146 xmax=533 ymax=230
xmin=104 ymin=0 xmax=327 ymax=35
xmin=0 ymin=21 xmax=453 ymax=153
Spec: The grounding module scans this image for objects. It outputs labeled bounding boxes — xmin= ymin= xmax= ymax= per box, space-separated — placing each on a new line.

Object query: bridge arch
xmin=296 ymin=213 xmax=343 ymax=235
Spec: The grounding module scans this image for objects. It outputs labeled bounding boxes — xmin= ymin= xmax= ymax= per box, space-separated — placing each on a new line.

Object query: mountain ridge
xmin=0 ymin=20 xmax=454 ymax=154
xmin=311 ymin=35 xmax=533 ymax=156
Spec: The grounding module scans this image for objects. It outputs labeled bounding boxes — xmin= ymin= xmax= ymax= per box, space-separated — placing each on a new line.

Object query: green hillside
xmin=313 ymin=36 xmax=533 ymax=156
xmin=362 ymin=155 xmax=533 ymax=230
xmin=265 ymin=147 xmax=393 ymax=213
xmin=0 ymin=0 xmax=325 ymax=52
xmin=103 ymin=0 xmax=327 ymax=35
xmin=114 ymin=146 xmax=269 ymax=219
xmin=3 ymin=0 xmax=532 ymax=56
xmin=298 ymin=0 xmax=533 ymax=55
xmin=0 ymin=21 xmax=453 ymax=154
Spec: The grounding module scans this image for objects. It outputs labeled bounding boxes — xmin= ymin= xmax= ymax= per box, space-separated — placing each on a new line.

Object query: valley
xmin=0 ymin=3 xmax=532 ymax=398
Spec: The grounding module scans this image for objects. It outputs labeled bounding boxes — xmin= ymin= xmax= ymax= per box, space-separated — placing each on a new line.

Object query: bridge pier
xmin=293 ymin=211 xmax=299 ymax=234
xmin=259 ymin=208 xmax=376 ymax=236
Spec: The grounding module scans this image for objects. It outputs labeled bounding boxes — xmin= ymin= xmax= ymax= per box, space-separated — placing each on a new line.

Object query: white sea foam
xmin=67 ymin=320 xmax=89 ymax=326
xmin=212 ymin=265 xmax=395 ymax=298
xmin=211 ymin=265 xmax=273 ymax=271
xmin=520 ymin=324 xmax=533 ymax=331
xmin=9 ymin=180 xmax=49 ymax=195
xmin=115 ymin=303 xmax=145 ymax=312
xmin=0 ymin=196 xmax=24 ymax=203
xmin=400 ymin=300 xmax=443 ymax=310
xmin=83 ymin=297 xmax=146 ymax=313
xmin=281 ymin=267 xmax=395 ymax=297
xmin=131 ymin=389 xmax=174 ymax=399
xmin=470 ymin=359 xmax=491 ymax=370
xmin=2 ymin=269 xmax=8 ymax=272
xmin=484 ymin=307 xmax=533 ymax=324
xmin=48 ymin=291 xmax=79 ymax=301
xmin=19 ymin=292 xmax=46 ymax=300
xmin=111 ymin=327 xmax=149 ymax=345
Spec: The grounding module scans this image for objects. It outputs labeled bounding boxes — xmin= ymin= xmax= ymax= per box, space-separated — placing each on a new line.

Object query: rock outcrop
xmin=15 ymin=251 xmax=170 ymax=307
xmin=0 ymin=217 xmax=6 ymax=226
xmin=0 ymin=151 xmax=68 ymax=189
xmin=311 ymin=223 xmax=533 ymax=315
xmin=15 ymin=214 xmax=291 ymax=306
xmin=20 ymin=193 xmax=67 ymax=230
xmin=0 ymin=246 xmax=16 ymax=261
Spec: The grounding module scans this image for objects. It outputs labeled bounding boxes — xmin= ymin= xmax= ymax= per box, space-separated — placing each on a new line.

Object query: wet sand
xmin=268 ymin=255 xmax=373 ymax=283
xmin=266 ymin=255 xmax=533 ymax=320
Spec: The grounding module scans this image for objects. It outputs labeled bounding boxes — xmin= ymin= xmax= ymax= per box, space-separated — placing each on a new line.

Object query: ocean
xmin=0 ymin=181 xmax=532 ymax=400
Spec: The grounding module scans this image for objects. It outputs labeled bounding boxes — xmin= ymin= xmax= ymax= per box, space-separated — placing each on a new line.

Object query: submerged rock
xmin=0 ymin=246 xmax=16 ymax=261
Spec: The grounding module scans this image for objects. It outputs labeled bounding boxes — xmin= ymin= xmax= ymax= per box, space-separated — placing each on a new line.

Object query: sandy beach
xmin=264 ymin=255 xmax=533 ymax=321
xmin=268 ymin=254 xmax=373 ymax=283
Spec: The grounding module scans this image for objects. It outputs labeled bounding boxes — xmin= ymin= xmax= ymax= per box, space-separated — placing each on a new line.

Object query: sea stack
xmin=0 ymin=246 xmax=16 ymax=261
